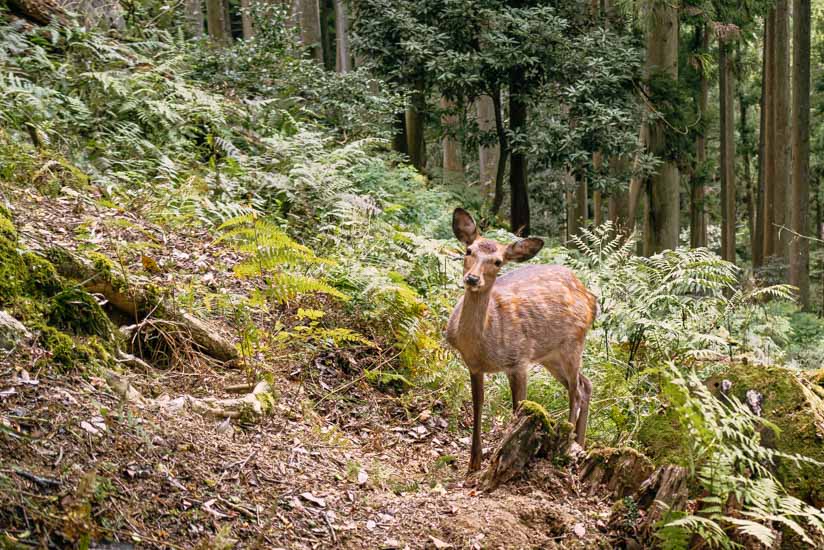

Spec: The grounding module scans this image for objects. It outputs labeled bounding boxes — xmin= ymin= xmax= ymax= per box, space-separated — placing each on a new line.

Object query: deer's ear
xmin=504 ymin=238 xmax=544 ymax=263
xmin=452 ymin=208 xmax=479 ymax=246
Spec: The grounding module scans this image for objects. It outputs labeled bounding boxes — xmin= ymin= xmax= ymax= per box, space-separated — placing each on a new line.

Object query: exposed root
xmin=104 ymin=369 xmax=272 ymax=421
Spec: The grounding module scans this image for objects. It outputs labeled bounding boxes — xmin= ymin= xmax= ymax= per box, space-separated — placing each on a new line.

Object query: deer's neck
xmin=458 ymin=289 xmax=494 ymax=343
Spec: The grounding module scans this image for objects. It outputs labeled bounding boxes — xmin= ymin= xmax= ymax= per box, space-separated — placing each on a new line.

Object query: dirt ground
xmin=1 ymin=188 xmax=616 ymax=549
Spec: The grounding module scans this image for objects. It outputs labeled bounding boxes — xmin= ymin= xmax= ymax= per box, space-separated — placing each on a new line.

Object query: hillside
xmin=3 ymin=4 xmax=824 ymax=549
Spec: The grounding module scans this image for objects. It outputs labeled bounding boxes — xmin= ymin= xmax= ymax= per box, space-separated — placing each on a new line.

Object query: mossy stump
xmin=481 ymin=400 xmax=570 ymax=491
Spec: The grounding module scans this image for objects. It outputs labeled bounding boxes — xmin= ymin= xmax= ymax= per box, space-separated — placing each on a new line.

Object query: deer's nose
xmin=465 ymin=275 xmax=480 ymax=287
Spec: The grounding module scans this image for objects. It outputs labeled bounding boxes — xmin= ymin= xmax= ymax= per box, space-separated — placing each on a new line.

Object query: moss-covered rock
xmin=641 ymin=364 xmax=824 ymax=506
xmin=23 ymin=252 xmax=62 ymax=296
xmin=0 ymin=235 xmax=26 ymax=306
xmin=49 ymin=288 xmax=113 ymax=339
xmin=708 ymin=364 xmax=824 ymax=506
xmin=636 ymin=405 xmax=691 ymax=467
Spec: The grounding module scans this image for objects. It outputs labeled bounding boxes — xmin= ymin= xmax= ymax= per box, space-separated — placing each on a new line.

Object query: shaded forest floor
xmin=1 ymin=186 xmax=615 ymax=549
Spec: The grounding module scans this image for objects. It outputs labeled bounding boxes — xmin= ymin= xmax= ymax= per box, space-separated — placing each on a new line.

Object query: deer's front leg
xmin=468 ymin=371 xmax=484 ymax=473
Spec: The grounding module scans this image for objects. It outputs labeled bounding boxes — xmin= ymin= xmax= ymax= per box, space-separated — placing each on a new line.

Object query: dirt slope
xmin=0 ymin=186 xmax=614 ymax=549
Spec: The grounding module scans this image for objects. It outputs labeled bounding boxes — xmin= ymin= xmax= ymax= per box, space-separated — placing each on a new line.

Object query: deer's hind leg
xmin=506 ymin=369 xmax=527 ymax=413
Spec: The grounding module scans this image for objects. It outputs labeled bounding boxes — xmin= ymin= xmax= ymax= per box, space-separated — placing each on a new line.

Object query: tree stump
xmin=634 ymin=464 xmax=689 ymax=540
xmin=481 ymin=401 xmax=572 ymax=491
xmin=580 ymin=447 xmax=654 ymax=499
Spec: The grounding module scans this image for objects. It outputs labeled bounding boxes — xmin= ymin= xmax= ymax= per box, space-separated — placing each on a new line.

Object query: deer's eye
xmin=494 ymin=259 xmax=502 ymax=267
xmin=465 ymin=249 xmax=472 ymax=256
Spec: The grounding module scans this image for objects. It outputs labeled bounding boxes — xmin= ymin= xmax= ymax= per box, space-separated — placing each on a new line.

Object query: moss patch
xmin=708 ymin=364 xmax=824 ymax=507
xmin=0 ymin=235 xmax=26 ymax=306
xmin=518 ymin=400 xmax=554 ymax=433
xmin=49 ymin=288 xmax=113 ymax=339
xmin=636 ymin=405 xmax=691 ymax=468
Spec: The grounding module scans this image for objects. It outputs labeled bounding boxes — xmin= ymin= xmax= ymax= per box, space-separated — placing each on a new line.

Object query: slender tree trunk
xmin=185 ymin=0 xmax=204 ymax=37
xmin=643 ymin=1 xmax=680 ymax=254
xmin=406 ymin=79 xmax=427 ymax=171
xmin=441 ymin=98 xmax=464 ymax=182
xmin=593 ymin=191 xmax=603 ymax=226
xmin=790 ymin=0 xmax=811 ymax=308
xmin=754 ymin=17 xmax=770 ymax=268
xmin=491 ymin=88 xmax=510 ymax=217
xmin=334 ymin=0 xmax=351 ymax=73
xmin=240 ymin=0 xmax=254 ymax=39
xmin=608 ymin=155 xmax=631 ymax=237
xmin=719 ymin=39 xmax=736 ymax=262
xmin=392 ymin=111 xmax=409 ymax=157
xmin=298 ymin=0 xmax=323 ymax=63
xmin=575 ymin=176 xmax=588 ymax=232
xmin=206 ymin=0 xmax=231 ymax=45
xmin=509 ymin=68 xmax=530 ymax=236
xmin=768 ymin=2 xmax=791 ymax=260
xmin=740 ymin=82 xmax=755 ymax=264
xmin=477 ymin=94 xmax=500 ymax=201
xmin=321 ymin=0 xmax=335 ymax=69
xmin=690 ymin=23 xmax=708 ymax=248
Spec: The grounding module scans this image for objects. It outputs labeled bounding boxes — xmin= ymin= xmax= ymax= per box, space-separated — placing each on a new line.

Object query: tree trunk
xmin=790 ymin=0 xmax=811 ymax=308
xmin=392 ymin=111 xmax=409 ymax=157
xmin=206 ymin=0 xmax=231 ymax=45
xmin=320 ymin=0 xmax=335 ymax=69
xmin=719 ymin=39 xmax=736 ymax=262
xmin=477 ymin=94 xmax=500 ymax=200
xmin=185 ymin=0 xmax=204 ymax=37
xmin=298 ymin=0 xmax=323 ymax=63
xmin=608 ymin=156 xmax=631 ymax=238
xmin=592 ymin=151 xmax=603 ymax=226
xmin=643 ymin=1 xmax=680 ymax=255
xmin=491 ymin=88 xmax=510 ymax=218
xmin=690 ymin=23 xmax=708 ymax=248
xmin=740 ymin=81 xmax=755 ymax=265
xmin=334 ymin=0 xmax=351 ymax=73
xmin=574 ymin=176 xmax=588 ymax=234
xmin=406 ymin=80 xmax=427 ymax=171
xmin=754 ymin=17 xmax=770 ymax=268
xmin=441 ymin=98 xmax=463 ymax=183
xmin=769 ymin=2 xmax=791 ymax=261
xmin=509 ymin=69 xmax=530 ymax=236
xmin=240 ymin=0 xmax=254 ymax=39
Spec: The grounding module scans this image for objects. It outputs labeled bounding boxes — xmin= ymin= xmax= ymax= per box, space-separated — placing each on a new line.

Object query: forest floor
xmin=1 ymin=186 xmax=616 ymax=549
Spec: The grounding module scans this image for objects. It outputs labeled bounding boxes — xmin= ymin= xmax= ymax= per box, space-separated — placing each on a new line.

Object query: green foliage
xmin=217 ymin=214 xmax=346 ymax=305
xmin=655 ymin=364 xmax=824 ymax=549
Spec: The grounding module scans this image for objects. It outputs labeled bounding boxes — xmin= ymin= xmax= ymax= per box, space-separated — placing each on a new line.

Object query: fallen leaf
xmin=300 ymin=492 xmax=326 ymax=507
xmin=357 ymin=470 xmax=369 ymax=485
xmin=202 ymin=498 xmax=230 ymax=519
xmin=430 ymin=535 xmax=452 ymax=549
xmin=572 ymin=523 xmax=586 ymax=538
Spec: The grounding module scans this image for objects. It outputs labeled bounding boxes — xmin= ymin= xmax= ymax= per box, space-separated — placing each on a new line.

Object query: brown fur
xmin=446 ymin=208 xmax=597 ymax=472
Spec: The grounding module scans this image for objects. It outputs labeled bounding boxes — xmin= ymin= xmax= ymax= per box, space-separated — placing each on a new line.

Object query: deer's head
xmin=452 ymin=208 xmax=544 ymax=293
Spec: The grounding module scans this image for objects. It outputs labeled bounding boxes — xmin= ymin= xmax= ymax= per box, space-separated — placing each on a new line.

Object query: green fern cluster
xmin=216 ymin=214 xmax=346 ymax=305
xmin=656 ymin=364 xmax=824 ymax=549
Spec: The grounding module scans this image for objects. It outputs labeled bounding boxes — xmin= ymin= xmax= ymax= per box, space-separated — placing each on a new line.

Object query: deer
xmin=445 ymin=208 xmax=598 ymax=472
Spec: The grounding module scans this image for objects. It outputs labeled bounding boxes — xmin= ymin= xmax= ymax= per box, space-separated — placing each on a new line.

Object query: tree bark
xmin=185 ymin=0 xmax=204 ymax=37
xmin=509 ymin=68 xmax=530 ymax=236
xmin=334 ymin=0 xmax=351 ymax=73
xmin=790 ymin=0 xmax=811 ymax=308
xmin=441 ymin=98 xmax=463 ymax=183
xmin=754 ymin=16 xmax=770 ymax=268
xmin=240 ymin=0 xmax=254 ymax=39
xmin=406 ymin=80 xmax=427 ymax=171
xmin=719 ymin=38 xmax=736 ymax=262
xmin=769 ymin=2 xmax=791 ymax=260
xmin=643 ymin=2 xmax=680 ymax=254
xmin=690 ymin=23 xmax=708 ymax=249
xmin=477 ymin=94 xmax=500 ymax=201
xmin=298 ymin=0 xmax=323 ymax=63
xmin=490 ymin=89 xmax=510 ymax=218
xmin=206 ymin=0 xmax=231 ymax=45
xmin=608 ymin=155 xmax=631 ymax=238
